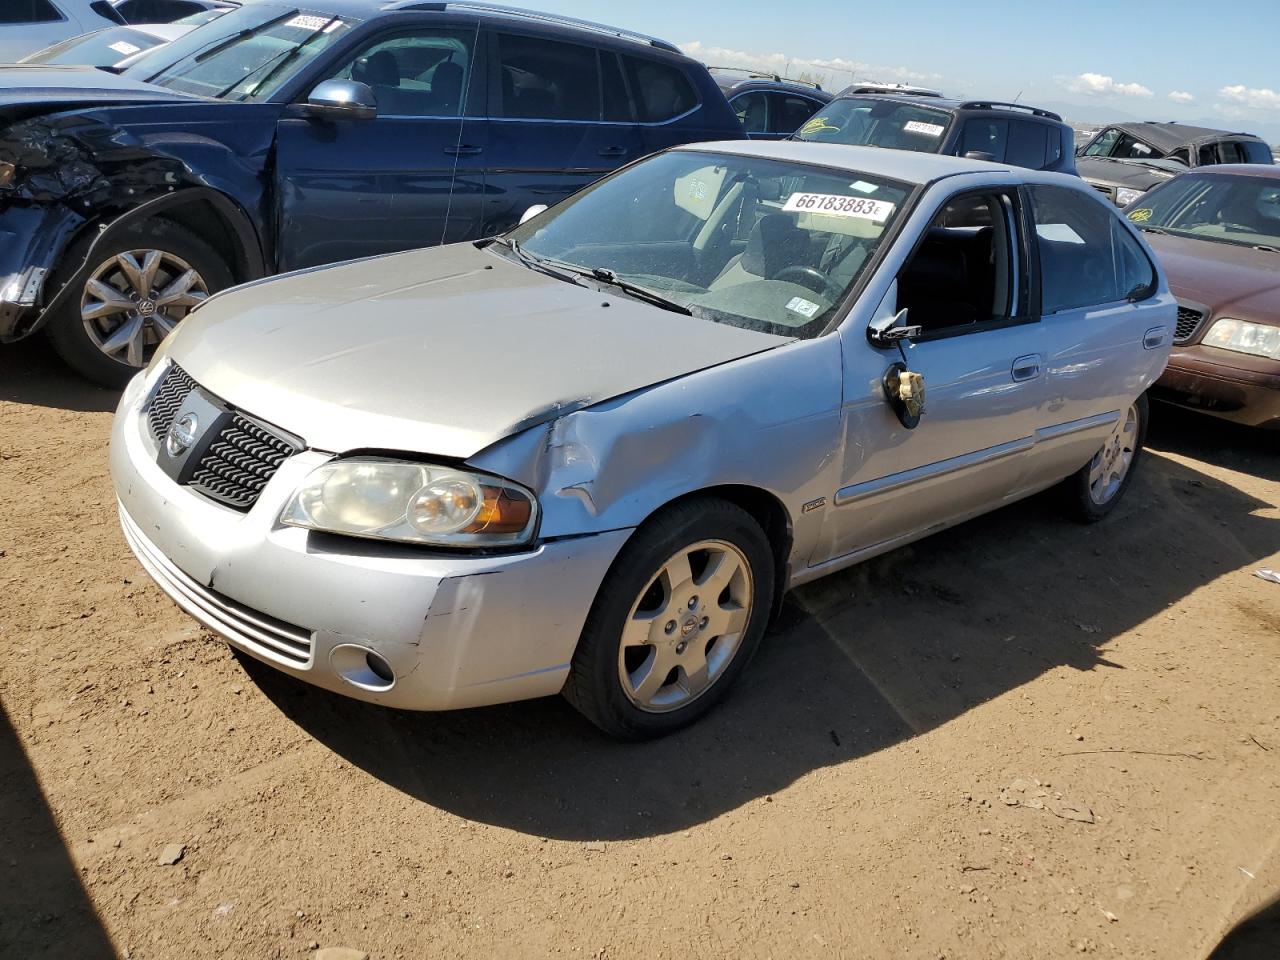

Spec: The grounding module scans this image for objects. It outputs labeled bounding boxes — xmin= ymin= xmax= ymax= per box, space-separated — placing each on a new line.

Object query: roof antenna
xmin=1013 ymin=90 xmax=1022 ymax=103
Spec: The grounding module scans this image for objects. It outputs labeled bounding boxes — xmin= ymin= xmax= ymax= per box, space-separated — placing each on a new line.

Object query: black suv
xmin=709 ymin=67 xmax=832 ymax=140
xmin=792 ymin=94 xmax=1077 ymax=174
xmin=1076 ymin=122 xmax=1274 ymax=205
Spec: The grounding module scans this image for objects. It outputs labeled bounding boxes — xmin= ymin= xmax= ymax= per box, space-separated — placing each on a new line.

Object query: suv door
xmin=818 ymin=187 xmax=1046 ymax=564
xmin=766 ymin=92 xmax=823 ymax=138
xmin=274 ymin=18 xmax=483 ymax=271
xmin=1025 ymin=184 xmax=1169 ymax=485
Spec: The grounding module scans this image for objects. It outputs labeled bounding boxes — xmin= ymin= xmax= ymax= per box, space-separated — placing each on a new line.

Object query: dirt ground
xmin=1 ymin=338 xmax=1278 ymax=960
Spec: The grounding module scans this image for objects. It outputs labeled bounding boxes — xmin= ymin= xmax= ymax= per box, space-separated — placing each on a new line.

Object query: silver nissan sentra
xmin=111 ymin=141 xmax=1174 ymax=738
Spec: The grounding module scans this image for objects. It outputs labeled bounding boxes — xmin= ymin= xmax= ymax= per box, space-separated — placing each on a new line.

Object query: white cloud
xmin=677 ymin=41 xmax=942 ymax=89
xmin=1167 ymin=90 xmax=1195 ymax=104
xmin=1218 ymin=84 xmax=1280 ymax=110
xmin=1063 ymin=72 xmax=1153 ymax=98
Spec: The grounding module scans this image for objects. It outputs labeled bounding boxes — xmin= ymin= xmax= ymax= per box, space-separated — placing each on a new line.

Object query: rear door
xmin=472 ymin=29 xmax=644 ymax=235
xmin=766 ymin=92 xmax=824 ymax=138
xmin=274 ymin=17 xmax=482 ymax=270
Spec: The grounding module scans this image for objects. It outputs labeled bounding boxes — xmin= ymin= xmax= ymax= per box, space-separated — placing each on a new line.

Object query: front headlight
xmin=1201 ymin=318 xmax=1280 ymax=360
xmin=281 ymin=458 xmax=538 ymax=547
xmin=1116 ymin=187 xmax=1146 ymax=207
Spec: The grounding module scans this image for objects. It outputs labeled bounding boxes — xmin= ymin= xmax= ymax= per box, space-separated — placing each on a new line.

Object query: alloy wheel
xmin=80 ymin=249 xmax=209 ymax=367
xmin=1088 ymin=403 xmax=1139 ymax=505
xmin=617 ymin=539 xmax=754 ymax=713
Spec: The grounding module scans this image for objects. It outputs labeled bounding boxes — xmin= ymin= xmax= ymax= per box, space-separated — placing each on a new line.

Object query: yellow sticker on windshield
xmin=1128 ymin=208 xmax=1153 ymax=223
xmin=799 ymin=116 xmax=841 ymax=137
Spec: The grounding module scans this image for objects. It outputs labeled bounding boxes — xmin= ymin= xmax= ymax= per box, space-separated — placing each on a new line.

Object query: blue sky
xmin=491 ymin=0 xmax=1280 ymax=140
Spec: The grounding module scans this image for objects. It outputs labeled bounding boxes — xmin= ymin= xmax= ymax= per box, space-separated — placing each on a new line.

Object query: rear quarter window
xmin=1006 ymin=121 xmax=1049 ymax=169
xmin=0 ymin=0 xmax=63 ymax=23
xmin=622 ymin=55 xmax=698 ymax=122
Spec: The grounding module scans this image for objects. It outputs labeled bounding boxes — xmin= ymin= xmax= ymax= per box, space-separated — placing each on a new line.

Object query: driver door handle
xmin=1011 ymin=354 xmax=1043 ymax=382
xmin=444 ymin=144 xmax=482 ymax=156
xmin=597 ymin=146 xmax=628 ymax=158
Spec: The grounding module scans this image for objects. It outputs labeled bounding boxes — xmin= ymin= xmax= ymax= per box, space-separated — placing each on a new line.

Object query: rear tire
xmin=1063 ymin=393 xmax=1148 ymax=523
xmin=563 ymin=498 xmax=775 ymax=740
xmin=45 ymin=219 xmax=232 ymax=388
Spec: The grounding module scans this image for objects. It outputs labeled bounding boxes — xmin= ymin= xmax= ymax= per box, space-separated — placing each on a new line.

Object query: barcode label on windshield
xmin=285 ymin=14 xmax=332 ymax=30
xmin=782 ymin=192 xmax=895 ymax=222
xmin=904 ymin=120 xmax=945 ymax=136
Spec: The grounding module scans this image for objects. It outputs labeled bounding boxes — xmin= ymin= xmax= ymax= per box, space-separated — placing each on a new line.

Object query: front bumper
xmin=1153 ymin=344 xmax=1280 ymax=429
xmin=109 ymin=370 xmax=633 ymax=710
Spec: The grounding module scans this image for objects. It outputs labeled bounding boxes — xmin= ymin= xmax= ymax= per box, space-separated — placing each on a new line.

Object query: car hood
xmin=1144 ymin=231 xmax=1280 ymax=327
xmin=166 ymin=243 xmax=792 ymax=459
xmin=0 ymin=65 xmax=194 ymax=119
xmin=1077 ymin=156 xmax=1182 ymax=190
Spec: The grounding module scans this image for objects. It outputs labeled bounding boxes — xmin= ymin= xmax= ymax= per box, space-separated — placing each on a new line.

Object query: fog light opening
xmin=329 ymin=643 xmax=396 ymax=692
xmin=365 ymin=650 xmax=394 ymax=684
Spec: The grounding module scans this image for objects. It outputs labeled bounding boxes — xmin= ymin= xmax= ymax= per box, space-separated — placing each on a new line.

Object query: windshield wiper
xmin=215 ymin=18 xmax=333 ymax=101
xmin=494 ymin=238 xmax=591 ymax=288
xmin=584 ymin=267 xmax=694 ymax=316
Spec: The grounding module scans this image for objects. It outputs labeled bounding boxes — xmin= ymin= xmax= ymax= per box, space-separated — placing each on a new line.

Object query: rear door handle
xmin=1011 ymin=353 xmax=1043 ymax=382
xmin=1143 ymin=326 xmax=1168 ymax=350
xmin=597 ymin=146 xmax=628 ymax=157
xmin=444 ymin=144 xmax=482 ymax=156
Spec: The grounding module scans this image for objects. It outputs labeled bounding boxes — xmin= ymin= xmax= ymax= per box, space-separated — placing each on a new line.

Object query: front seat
xmin=428 ymin=59 xmax=464 ymax=115
xmin=352 ymin=50 xmax=400 ymax=90
xmin=713 ymin=213 xmax=817 ymax=288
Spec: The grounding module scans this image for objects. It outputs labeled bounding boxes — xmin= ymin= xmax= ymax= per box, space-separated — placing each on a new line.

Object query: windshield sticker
xmin=284 ymin=14 xmax=333 ymax=30
xmin=903 ymin=120 xmax=945 ymax=137
xmin=799 ymin=116 xmax=840 ymax=137
xmin=108 ymin=40 xmax=141 ymax=55
xmin=849 ymin=180 xmax=878 ymax=194
xmin=785 ymin=297 xmax=821 ymax=318
xmin=1128 ymin=208 xmax=1154 ymax=223
xmin=782 ymin=192 xmax=895 ymax=223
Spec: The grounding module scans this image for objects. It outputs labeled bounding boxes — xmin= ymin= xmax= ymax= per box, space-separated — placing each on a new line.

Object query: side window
xmin=496 ymin=33 xmax=600 ymax=121
xmin=769 ymin=94 xmax=820 ymax=134
xmin=958 ymin=119 xmax=1008 ymax=160
xmin=327 ymin=29 xmax=475 ymax=117
xmin=1029 ymin=185 xmax=1156 ymax=314
xmin=600 ymin=50 xmax=632 ymax=122
xmin=1112 ymin=134 xmax=1158 ymax=159
xmin=0 ymin=0 xmax=62 ymax=23
xmin=730 ymin=91 xmax=768 ymax=133
xmin=622 ymin=55 xmax=697 ymax=122
xmin=1083 ymin=127 xmax=1121 ymax=157
xmin=1006 ymin=121 xmax=1049 ymax=169
xmin=896 ymin=192 xmax=1018 ymax=333
xmin=1168 ymin=147 xmax=1190 ymax=166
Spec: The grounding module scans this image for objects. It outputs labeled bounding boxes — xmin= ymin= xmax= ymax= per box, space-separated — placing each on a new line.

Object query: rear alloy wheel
xmin=564 ymin=497 xmax=775 ymax=739
xmin=1064 ymin=393 xmax=1148 ymax=522
xmin=45 ymin=219 xmax=232 ymax=388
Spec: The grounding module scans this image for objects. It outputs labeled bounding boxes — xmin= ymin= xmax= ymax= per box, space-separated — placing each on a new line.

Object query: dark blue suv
xmin=0 ymin=1 xmax=742 ymax=384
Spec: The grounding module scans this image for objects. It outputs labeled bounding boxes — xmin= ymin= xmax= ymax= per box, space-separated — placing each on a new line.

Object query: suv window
xmin=795 ymin=98 xmax=952 ymax=151
xmin=1214 ymin=140 xmax=1272 ymax=165
xmin=497 ymin=33 xmax=599 ymax=121
xmin=1030 ymin=185 xmax=1155 ymax=313
xmin=1112 ymin=134 xmax=1159 ymax=160
xmin=1006 ymin=121 xmax=1049 ymax=168
xmin=1083 ymin=127 xmax=1121 ymax=157
xmin=328 ymin=29 xmax=475 ymax=117
xmin=623 ymin=55 xmax=697 ymax=122
xmin=0 ymin=0 xmax=62 ymax=23
xmin=115 ymin=0 xmax=204 ymax=20
xmin=731 ymin=91 xmax=768 ymax=134
xmin=769 ymin=93 xmax=819 ymax=134
xmin=958 ymin=119 xmax=1008 ymax=161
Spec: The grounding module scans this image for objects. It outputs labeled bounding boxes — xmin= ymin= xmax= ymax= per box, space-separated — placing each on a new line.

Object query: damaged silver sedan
xmin=111 ymin=141 xmax=1174 ymax=738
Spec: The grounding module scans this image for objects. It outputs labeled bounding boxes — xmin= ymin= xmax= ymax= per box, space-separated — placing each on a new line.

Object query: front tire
xmin=563 ymin=498 xmax=775 ymax=740
xmin=45 ymin=219 xmax=232 ymax=388
xmin=1064 ymin=393 xmax=1148 ymax=522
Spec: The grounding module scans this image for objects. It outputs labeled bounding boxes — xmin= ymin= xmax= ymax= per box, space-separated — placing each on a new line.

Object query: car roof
xmin=709 ymin=70 xmax=829 ymax=99
xmin=827 ymin=93 xmax=1064 ymax=122
xmin=1182 ymin=163 xmax=1280 ymax=180
xmin=672 ymin=139 xmax=1025 ymax=185
xmin=1106 ymin=121 xmax=1265 ymax=151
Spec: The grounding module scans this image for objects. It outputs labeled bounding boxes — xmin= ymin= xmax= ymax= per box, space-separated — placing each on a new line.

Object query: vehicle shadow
xmin=0 ymin=338 xmax=118 ymax=414
xmin=0 ymin=702 xmax=116 ymax=959
xmin=1147 ymin=401 xmax=1279 ymax=483
xmin=245 ymin=449 xmax=1280 ymax=841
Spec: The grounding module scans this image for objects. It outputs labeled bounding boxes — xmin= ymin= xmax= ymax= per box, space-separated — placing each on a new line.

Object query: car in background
xmin=1125 ymin=165 xmax=1280 ymax=428
xmin=1078 ymin=122 xmax=1273 ymax=206
xmin=0 ymin=0 xmax=743 ymax=387
xmin=840 ymin=81 xmax=942 ymax=97
xmin=793 ymin=95 xmax=1077 ymax=174
xmin=111 ymin=141 xmax=1171 ymax=738
xmin=111 ymin=0 xmax=236 ymax=23
xmin=0 ymin=0 xmax=126 ymax=61
xmin=709 ymin=67 xmax=832 ymax=139
xmin=19 ymin=22 xmax=193 ymax=69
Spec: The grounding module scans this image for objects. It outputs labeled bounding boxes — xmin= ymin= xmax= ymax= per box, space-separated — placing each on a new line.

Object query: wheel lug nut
xmin=700 ymin=617 xmax=709 ymax=630
xmin=675 ymin=641 xmax=687 ymax=654
xmin=664 ymin=620 xmax=676 ymax=634
xmin=688 ymin=596 xmax=698 ymax=610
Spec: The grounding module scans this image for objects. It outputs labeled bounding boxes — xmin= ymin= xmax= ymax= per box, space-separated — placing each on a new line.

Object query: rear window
xmin=622 ymin=55 xmax=697 ymax=122
xmin=0 ymin=0 xmax=62 ymax=23
xmin=1225 ymin=140 xmax=1274 ymax=165
xmin=796 ymin=98 xmax=953 ymax=153
xmin=21 ymin=26 xmax=166 ymax=65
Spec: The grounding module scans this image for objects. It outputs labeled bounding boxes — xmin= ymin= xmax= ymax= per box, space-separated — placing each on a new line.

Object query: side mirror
xmin=963 ymin=150 xmax=996 ymax=162
xmin=868 ymin=307 xmax=922 ymax=347
xmin=519 ymin=204 xmax=549 ymax=225
xmin=303 ymin=79 xmax=377 ymax=121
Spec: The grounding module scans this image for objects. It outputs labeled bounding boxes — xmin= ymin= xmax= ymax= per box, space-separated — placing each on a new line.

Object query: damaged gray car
xmin=112 ymin=141 xmax=1174 ymax=738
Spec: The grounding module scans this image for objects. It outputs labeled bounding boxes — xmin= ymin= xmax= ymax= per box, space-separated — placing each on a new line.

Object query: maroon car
xmin=1125 ymin=165 xmax=1280 ymax=428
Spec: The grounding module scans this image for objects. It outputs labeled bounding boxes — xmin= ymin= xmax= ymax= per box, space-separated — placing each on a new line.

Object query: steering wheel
xmin=773 ymin=265 xmax=834 ymax=298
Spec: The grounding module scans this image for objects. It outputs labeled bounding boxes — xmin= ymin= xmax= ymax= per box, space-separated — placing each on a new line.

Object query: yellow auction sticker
xmin=1128 ymin=208 xmax=1153 ymax=223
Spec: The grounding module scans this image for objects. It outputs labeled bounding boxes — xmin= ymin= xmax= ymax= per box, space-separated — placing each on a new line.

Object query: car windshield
xmin=124 ymin=5 xmax=357 ymax=101
xmin=1128 ymin=173 xmax=1280 ymax=250
xmin=20 ymin=27 xmax=168 ymax=66
xmin=504 ymin=150 xmax=911 ymax=339
xmin=793 ymin=97 xmax=953 ymax=153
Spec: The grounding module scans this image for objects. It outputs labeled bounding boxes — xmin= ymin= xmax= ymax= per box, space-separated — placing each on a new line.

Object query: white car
xmin=0 ymin=0 xmax=124 ymax=62
xmin=20 ymin=23 xmax=192 ymax=69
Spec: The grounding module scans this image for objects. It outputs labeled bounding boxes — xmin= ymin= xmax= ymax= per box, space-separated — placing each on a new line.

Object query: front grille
xmin=189 ymin=415 xmax=297 ymax=510
xmin=120 ymin=505 xmax=313 ymax=666
xmin=1091 ymin=183 xmax=1115 ymax=201
xmin=1174 ymin=303 xmax=1206 ymax=344
xmin=145 ymin=363 xmax=301 ymax=511
xmin=147 ymin=363 xmax=197 ymax=443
